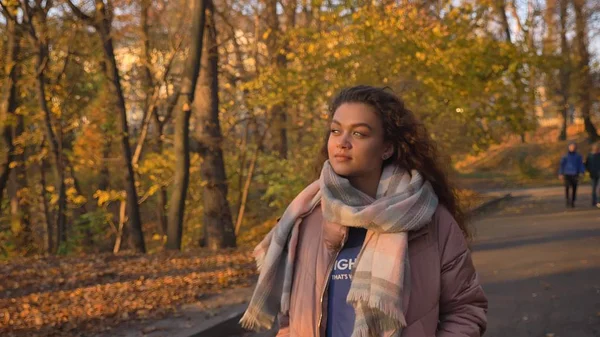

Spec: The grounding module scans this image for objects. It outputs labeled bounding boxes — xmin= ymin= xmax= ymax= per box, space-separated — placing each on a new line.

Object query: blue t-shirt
xmin=326 ymin=227 xmax=367 ymax=337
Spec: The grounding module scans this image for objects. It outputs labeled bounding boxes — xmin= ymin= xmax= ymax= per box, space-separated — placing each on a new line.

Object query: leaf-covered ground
xmin=0 ymin=250 xmax=257 ymax=337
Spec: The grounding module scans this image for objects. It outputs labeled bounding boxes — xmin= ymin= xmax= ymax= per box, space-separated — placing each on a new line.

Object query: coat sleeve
xmin=436 ymin=215 xmax=488 ymax=337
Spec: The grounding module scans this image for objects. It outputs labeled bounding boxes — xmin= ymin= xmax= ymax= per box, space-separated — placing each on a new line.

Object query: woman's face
xmin=327 ymin=103 xmax=393 ymax=178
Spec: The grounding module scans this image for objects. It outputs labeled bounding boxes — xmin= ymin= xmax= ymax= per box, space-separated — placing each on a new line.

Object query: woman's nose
xmin=337 ymin=134 xmax=352 ymax=149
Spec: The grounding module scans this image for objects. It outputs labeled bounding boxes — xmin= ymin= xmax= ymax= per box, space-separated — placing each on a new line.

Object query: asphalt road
xmin=473 ymin=185 xmax=600 ymax=337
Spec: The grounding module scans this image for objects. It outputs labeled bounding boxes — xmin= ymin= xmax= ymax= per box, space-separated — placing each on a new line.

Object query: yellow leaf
xmin=262 ymin=30 xmax=271 ymax=40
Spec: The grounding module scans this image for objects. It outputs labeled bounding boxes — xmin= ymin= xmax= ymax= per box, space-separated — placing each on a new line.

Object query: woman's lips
xmin=333 ymin=154 xmax=352 ymax=161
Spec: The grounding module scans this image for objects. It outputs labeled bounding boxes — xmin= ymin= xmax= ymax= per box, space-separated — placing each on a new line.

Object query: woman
xmin=240 ymin=85 xmax=488 ymax=337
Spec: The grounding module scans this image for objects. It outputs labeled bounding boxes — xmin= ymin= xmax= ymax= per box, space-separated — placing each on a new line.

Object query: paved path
xmin=472 ymin=185 xmax=600 ymax=337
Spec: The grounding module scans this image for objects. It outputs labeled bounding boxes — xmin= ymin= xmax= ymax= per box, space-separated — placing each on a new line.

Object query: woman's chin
xmin=330 ymin=164 xmax=355 ymax=178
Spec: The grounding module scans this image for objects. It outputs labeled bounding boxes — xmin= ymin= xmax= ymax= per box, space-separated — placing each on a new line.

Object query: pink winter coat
xmin=275 ymin=204 xmax=487 ymax=337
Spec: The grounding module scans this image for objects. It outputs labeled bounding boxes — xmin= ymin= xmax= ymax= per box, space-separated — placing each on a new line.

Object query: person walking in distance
xmin=240 ymin=86 xmax=487 ymax=337
xmin=585 ymin=143 xmax=600 ymax=208
xmin=559 ymin=142 xmax=586 ymax=208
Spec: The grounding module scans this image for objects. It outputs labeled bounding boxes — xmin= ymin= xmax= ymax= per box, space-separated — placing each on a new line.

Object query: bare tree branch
xmin=132 ymin=37 xmax=183 ymax=165
xmin=163 ymin=86 xmax=180 ymax=124
xmin=106 ymin=0 xmax=114 ymax=22
xmin=224 ymin=116 xmax=254 ymax=137
xmin=66 ymin=0 xmax=94 ymax=23
xmin=35 ymin=54 xmax=49 ymax=77
xmin=21 ymin=0 xmax=33 ymax=23
xmin=52 ymin=47 xmax=71 ymax=85
xmin=162 ymin=39 xmax=184 ymax=80
xmin=44 ymin=0 xmax=54 ymax=14
xmin=20 ymin=0 xmax=39 ymax=40
xmin=0 ymin=1 xmax=16 ymax=22
xmin=508 ymin=0 xmax=526 ymax=37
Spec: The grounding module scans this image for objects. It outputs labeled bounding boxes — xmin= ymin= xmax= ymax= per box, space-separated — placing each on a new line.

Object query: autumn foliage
xmin=0 ymin=250 xmax=257 ymax=336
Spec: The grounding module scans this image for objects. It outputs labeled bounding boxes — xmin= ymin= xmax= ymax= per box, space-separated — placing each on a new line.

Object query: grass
xmin=455 ymin=125 xmax=594 ymax=191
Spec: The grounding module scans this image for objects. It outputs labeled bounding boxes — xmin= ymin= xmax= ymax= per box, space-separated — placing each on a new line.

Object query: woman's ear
xmin=382 ymin=143 xmax=394 ymax=160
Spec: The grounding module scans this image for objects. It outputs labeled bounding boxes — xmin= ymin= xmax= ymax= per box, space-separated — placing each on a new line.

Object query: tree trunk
xmin=572 ymin=0 xmax=598 ymax=142
xmin=66 ymin=162 xmax=94 ymax=247
xmin=113 ymin=200 xmax=127 ymax=253
xmin=283 ymin=0 xmax=298 ymax=32
xmin=166 ymin=105 xmax=192 ymax=250
xmin=507 ymin=1 xmax=525 ymax=37
xmin=558 ymin=0 xmax=570 ymax=141
xmin=194 ymin=0 xmax=236 ymax=249
xmin=140 ymin=0 xmax=167 ymax=238
xmin=166 ymin=0 xmax=208 ymax=250
xmin=543 ymin=0 xmax=558 ymax=55
xmin=497 ymin=0 xmax=531 ymax=140
xmin=497 ymin=0 xmax=512 ymax=43
xmin=96 ymin=1 xmax=146 ymax=253
xmin=132 ymin=0 xmax=156 ymax=166
xmin=98 ymin=139 xmax=111 ymax=191
xmin=0 ymin=7 xmax=20 ymax=214
xmin=275 ymin=106 xmax=288 ymax=158
xmin=302 ymin=0 xmax=313 ymax=26
xmin=236 ymin=123 xmax=249 ymax=214
xmin=157 ymin=187 xmax=168 ymax=236
xmin=132 ymin=107 xmax=155 ymax=166
xmin=35 ymin=42 xmax=68 ymax=247
xmin=8 ymin=115 xmax=32 ymax=253
xmin=235 ymin=139 xmax=261 ymax=236
xmin=141 ymin=0 xmax=154 ymax=108
xmin=40 ymin=158 xmax=53 ymax=254
xmin=8 ymin=170 xmax=32 ymax=254
xmin=526 ymin=0 xmax=536 ymax=140
xmin=151 ymin=118 xmax=168 ymax=236
xmin=266 ymin=0 xmax=288 ymax=159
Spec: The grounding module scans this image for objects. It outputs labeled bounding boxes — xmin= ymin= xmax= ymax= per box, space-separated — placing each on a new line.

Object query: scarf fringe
xmin=347 ymin=293 xmax=407 ymax=328
xmin=239 ymin=311 xmax=274 ymax=332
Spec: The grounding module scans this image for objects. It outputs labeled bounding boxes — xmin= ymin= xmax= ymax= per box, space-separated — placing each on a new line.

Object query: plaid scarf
xmin=240 ymin=161 xmax=439 ymax=337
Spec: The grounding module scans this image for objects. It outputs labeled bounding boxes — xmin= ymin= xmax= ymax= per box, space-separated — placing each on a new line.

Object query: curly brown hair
xmin=317 ymin=85 xmax=470 ymax=239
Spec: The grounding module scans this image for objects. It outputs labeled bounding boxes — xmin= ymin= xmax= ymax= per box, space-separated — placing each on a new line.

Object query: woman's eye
xmin=353 ymin=131 xmax=365 ymax=137
xmin=330 ymin=129 xmax=340 ymax=135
